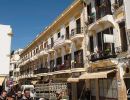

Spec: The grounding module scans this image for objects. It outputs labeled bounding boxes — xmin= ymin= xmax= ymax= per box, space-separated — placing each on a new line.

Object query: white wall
xmin=0 ymin=24 xmax=12 ymax=75
xmin=124 ymin=0 xmax=130 ymax=30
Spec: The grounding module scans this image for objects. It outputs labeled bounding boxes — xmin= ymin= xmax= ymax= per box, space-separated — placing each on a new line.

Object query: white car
xmin=127 ymin=88 xmax=130 ymax=99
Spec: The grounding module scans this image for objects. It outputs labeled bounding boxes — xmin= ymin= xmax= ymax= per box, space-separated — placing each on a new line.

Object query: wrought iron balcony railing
xmin=88 ymin=51 xmax=117 ymax=62
xmin=70 ymin=27 xmax=84 ymax=37
xmin=34 ymin=68 xmax=49 ymax=74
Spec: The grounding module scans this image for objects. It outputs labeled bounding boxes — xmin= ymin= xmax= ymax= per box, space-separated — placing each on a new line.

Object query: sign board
xmin=104 ymin=34 xmax=114 ymax=43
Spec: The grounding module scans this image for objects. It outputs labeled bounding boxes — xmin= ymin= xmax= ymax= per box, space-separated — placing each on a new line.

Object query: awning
xmin=0 ymin=77 xmax=5 ymax=85
xmin=124 ymin=74 xmax=130 ymax=78
xmin=67 ymin=77 xmax=79 ymax=83
xmin=79 ymin=69 xmax=117 ymax=80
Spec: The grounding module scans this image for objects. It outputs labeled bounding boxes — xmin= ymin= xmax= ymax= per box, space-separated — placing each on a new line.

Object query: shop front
xmin=67 ymin=72 xmax=86 ymax=100
xmin=79 ymin=60 xmax=118 ymax=100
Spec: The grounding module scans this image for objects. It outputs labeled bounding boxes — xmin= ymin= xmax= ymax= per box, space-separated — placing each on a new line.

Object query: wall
xmin=124 ymin=0 xmax=130 ymax=30
xmin=0 ymin=25 xmax=12 ymax=75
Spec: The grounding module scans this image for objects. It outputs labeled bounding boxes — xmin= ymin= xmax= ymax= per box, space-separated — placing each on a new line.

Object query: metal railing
xmin=88 ymin=51 xmax=117 ymax=62
xmin=34 ymin=68 xmax=49 ymax=74
xmin=70 ymin=27 xmax=84 ymax=37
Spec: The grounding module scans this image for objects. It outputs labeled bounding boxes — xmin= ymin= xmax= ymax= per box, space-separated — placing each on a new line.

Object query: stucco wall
xmin=0 ymin=25 xmax=12 ymax=75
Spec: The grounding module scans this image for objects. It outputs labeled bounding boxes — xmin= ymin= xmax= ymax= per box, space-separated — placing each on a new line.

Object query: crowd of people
xmin=0 ymin=89 xmax=33 ymax=100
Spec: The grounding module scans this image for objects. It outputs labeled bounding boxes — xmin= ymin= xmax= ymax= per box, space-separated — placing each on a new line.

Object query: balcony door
xmin=66 ymin=26 xmax=70 ymax=39
xmin=97 ymin=27 xmax=114 ymax=54
xmin=76 ymin=18 xmax=81 ymax=34
xmin=50 ymin=60 xmax=54 ymax=72
xmin=56 ymin=57 xmax=62 ymax=70
xmin=119 ymin=21 xmax=128 ymax=52
xmin=74 ymin=50 xmax=83 ymax=68
xmin=64 ymin=54 xmax=71 ymax=69
xmin=95 ymin=0 xmax=111 ymax=20
xmin=51 ymin=37 xmax=54 ymax=48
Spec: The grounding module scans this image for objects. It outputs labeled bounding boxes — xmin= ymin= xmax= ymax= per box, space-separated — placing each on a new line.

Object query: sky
xmin=0 ymin=0 xmax=73 ymax=50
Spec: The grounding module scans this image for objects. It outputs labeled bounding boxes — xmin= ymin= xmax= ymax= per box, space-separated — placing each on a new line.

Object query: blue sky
xmin=0 ymin=0 xmax=73 ymax=50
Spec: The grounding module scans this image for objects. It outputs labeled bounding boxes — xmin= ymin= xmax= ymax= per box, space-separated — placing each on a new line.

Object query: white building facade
xmin=0 ymin=24 xmax=12 ymax=75
xmin=9 ymin=49 xmax=23 ymax=82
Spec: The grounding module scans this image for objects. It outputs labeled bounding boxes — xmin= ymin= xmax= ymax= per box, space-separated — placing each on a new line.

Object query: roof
xmin=20 ymin=0 xmax=82 ymax=56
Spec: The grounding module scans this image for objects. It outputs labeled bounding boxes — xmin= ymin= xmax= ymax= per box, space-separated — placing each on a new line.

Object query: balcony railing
xmin=88 ymin=51 xmax=117 ymax=62
xmin=54 ymin=35 xmax=65 ymax=46
xmin=47 ymin=43 xmax=54 ymax=50
xmin=34 ymin=68 xmax=49 ymax=74
xmin=72 ymin=62 xmax=84 ymax=68
xmin=70 ymin=27 xmax=84 ymax=37
xmin=50 ymin=63 xmax=71 ymax=72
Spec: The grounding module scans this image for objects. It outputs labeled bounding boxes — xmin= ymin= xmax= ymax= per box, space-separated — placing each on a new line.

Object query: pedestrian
xmin=0 ymin=90 xmax=7 ymax=100
xmin=85 ymin=88 xmax=91 ymax=100
xmin=15 ymin=91 xmax=23 ymax=100
xmin=56 ymin=90 xmax=62 ymax=100
xmin=22 ymin=89 xmax=33 ymax=100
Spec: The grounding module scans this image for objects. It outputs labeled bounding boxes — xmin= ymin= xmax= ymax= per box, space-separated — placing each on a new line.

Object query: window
xmin=89 ymin=36 xmax=94 ymax=52
xmin=57 ymin=32 xmax=61 ymax=38
xmin=44 ymin=41 xmax=48 ymax=48
xmin=40 ymin=43 xmax=43 ymax=50
xmin=97 ymin=27 xmax=114 ymax=52
xmin=74 ymin=50 xmax=83 ymax=68
xmin=66 ymin=26 xmax=69 ymax=39
xmin=76 ymin=18 xmax=81 ymax=33
xmin=64 ymin=54 xmax=71 ymax=69
xmin=36 ymin=47 xmax=39 ymax=53
xmin=95 ymin=0 xmax=111 ymax=20
xmin=90 ymin=79 xmax=96 ymax=100
xmin=50 ymin=60 xmax=54 ymax=72
xmin=51 ymin=37 xmax=54 ymax=47
xmin=99 ymin=78 xmax=118 ymax=99
xmin=119 ymin=21 xmax=128 ymax=52
xmin=56 ymin=57 xmax=62 ymax=65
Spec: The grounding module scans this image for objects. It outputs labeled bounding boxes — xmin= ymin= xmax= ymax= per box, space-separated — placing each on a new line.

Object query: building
xmin=9 ymin=49 xmax=23 ymax=83
xmin=0 ymin=24 xmax=12 ymax=87
xmin=19 ymin=0 xmax=130 ymax=100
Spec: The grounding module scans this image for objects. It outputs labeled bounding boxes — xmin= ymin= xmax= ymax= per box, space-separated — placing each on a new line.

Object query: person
xmin=15 ymin=91 xmax=23 ymax=100
xmin=22 ymin=89 xmax=33 ymax=100
xmin=56 ymin=90 xmax=62 ymax=100
xmin=85 ymin=88 xmax=91 ymax=100
xmin=0 ymin=90 xmax=7 ymax=100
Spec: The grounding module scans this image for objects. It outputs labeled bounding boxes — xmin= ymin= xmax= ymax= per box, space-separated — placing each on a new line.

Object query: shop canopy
xmin=79 ymin=69 xmax=117 ymax=80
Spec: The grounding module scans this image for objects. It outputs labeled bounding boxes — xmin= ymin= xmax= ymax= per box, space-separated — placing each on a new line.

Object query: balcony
xmin=14 ymin=68 xmax=20 ymax=72
xmin=50 ymin=64 xmax=71 ymax=74
xmin=89 ymin=50 xmax=117 ymax=62
xmin=39 ymin=48 xmax=48 ymax=57
xmin=34 ymin=68 xmax=49 ymax=74
xmin=53 ymin=35 xmax=71 ymax=49
xmin=70 ymin=27 xmax=84 ymax=41
xmin=88 ymin=15 xmax=115 ymax=33
xmin=46 ymin=44 xmax=55 ymax=53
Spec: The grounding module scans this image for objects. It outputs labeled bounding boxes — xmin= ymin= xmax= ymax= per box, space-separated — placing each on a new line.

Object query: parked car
xmin=127 ymin=88 xmax=130 ymax=100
